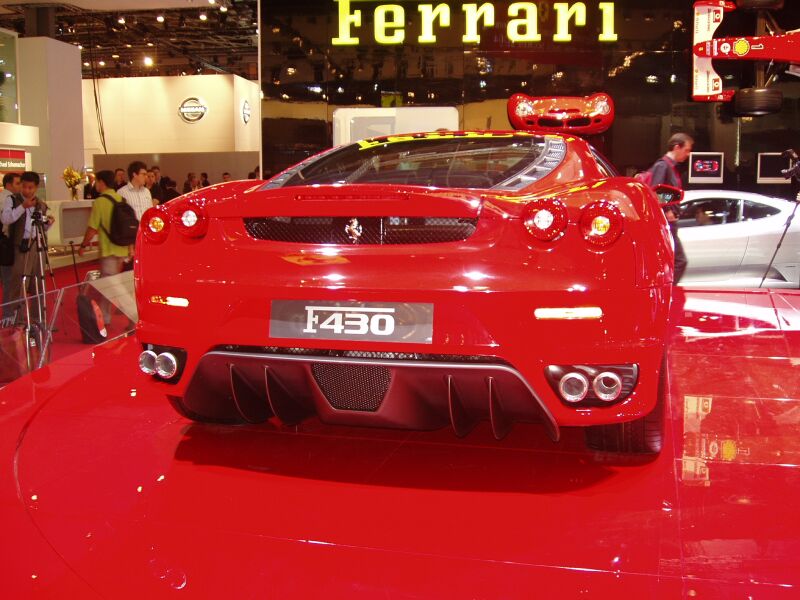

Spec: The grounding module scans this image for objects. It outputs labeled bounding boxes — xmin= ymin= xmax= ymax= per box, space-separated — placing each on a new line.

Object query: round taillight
xmin=523 ymin=198 xmax=568 ymax=242
xmin=141 ymin=207 xmax=170 ymax=243
xmin=172 ymin=200 xmax=209 ymax=238
xmin=580 ymin=201 xmax=623 ymax=247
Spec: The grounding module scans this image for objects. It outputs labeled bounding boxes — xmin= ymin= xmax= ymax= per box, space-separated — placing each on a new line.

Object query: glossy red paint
xmin=693 ymin=32 xmax=800 ymax=64
xmin=135 ymin=132 xmax=673 ymax=447
xmin=1 ymin=290 xmax=799 ymax=597
xmin=507 ymin=93 xmax=615 ymax=135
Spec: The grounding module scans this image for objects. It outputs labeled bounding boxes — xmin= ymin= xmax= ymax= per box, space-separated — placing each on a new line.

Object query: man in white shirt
xmin=0 ymin=171 xmax=54 ymax=319
xmin=118 ymin=160 xmax=154 ymax=221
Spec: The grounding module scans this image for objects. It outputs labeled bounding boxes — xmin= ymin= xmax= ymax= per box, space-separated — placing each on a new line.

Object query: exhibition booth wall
xmin=260 ymin=0 xmax=800 ymax=196
xmin=82 ymin=73 xmax=261 ymax=172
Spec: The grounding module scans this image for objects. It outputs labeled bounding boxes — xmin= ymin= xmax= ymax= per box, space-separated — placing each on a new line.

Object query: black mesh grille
xmin=567 ymin=117 xmax=592 ymax=127
xmin=537 ymin=118 xmax=565 ymax=128
xmin=311 ymin=362 xmax=391 ymax=411
xmin=243 ymin=217 xmax=478 ymax=245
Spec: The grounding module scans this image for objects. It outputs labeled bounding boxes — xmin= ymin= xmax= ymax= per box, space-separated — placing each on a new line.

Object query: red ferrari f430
xmin=135 ymin=131 xmax=678 ymax=454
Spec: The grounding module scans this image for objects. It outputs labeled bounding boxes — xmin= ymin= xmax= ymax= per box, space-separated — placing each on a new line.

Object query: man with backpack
xmin=78 ymin=170 xmax=136 ymax=325
xmin=645 ymin=132 xmax=694 ymax=283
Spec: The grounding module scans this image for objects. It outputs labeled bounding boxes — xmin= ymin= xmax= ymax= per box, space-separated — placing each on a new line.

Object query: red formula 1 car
xmin=507 ymin=92 xmax=615 ymax=135
xmin=135 ymin=131 xmax=677 ymax=454
xmin=693 ymin=0 xmax=799 ymax=115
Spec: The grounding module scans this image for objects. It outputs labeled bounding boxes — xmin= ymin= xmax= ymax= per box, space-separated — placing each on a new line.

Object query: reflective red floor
xmin=1 ymin=289 xmax=799 ymax=598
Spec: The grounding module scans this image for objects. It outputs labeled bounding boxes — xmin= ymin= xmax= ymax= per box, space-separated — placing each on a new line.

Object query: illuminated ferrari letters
xmin=331 ymin=0 xmax=618 ymax=46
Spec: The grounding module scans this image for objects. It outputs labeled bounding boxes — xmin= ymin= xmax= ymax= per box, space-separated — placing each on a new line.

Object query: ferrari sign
xmin=332 ymin=0 xmax=618 ymax=46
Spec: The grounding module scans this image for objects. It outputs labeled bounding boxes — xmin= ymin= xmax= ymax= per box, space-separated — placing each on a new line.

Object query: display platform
xmin=1 ymin=289 xmax=799 ymax=598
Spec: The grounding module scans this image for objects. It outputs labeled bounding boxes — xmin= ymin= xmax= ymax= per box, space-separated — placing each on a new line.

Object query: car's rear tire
xmin=734 ymin=87 xmax=783 ymax=116
xmin=735 ymin=0 xmax=784 ymax=9
xmin=584 ymin=362 xmax=666 ymax=454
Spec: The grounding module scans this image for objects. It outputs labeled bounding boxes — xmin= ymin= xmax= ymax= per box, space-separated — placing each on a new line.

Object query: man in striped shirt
xmin=118 ymin=160 xmax=154 ymax=221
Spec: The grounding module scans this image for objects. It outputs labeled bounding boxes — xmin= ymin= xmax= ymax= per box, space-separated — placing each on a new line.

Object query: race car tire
xmin=735 ymin=0 xmax=784 ymax=9
xmin=734 ymin=87 xmax=783 ymax=116
xmin=584 ymin=360 xmax=666 ymax=454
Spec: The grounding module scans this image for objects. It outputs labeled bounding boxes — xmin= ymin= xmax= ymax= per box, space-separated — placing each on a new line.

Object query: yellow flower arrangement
xmin=62 ymin=166 xmax=83 ymax=200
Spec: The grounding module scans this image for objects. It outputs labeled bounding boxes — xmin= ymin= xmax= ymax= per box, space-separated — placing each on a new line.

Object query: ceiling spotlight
xmin=199 ymin=12 xmax=208 ymax=21
xmin=125 ymin=44 xmax=132 ymax=48
xmin=99 ymin=60 xmax=106 ymax=66
xmin=83 ymin=61 xmax=90 ymax=67
xmin=219 ymin=5 xmax=228 ymax=12
xmin=112 ymin=53 xmax=120 ymax=59
xmin=209 ymin=0 xmax=216 ymax=4
xmin=156 ymin=15 xmax=165 ymax=23
xmin=117 ymin=16 xmax=125 ymax=25
xmin=147 ymin=42 xmax=154 ymax=47
xmin=143 ymin=56 xmax=154 ymax=67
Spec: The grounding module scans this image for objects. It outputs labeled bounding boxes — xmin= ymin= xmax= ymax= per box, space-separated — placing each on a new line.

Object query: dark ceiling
xmin=0 ymin=0 xmax=259 ymax=79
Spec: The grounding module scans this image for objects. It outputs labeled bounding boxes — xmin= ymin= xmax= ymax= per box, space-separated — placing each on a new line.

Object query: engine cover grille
xmin=244 ymin=216 xmax=478 ymax=245
xmin=311 ymin=362 xmax=391 ymax=412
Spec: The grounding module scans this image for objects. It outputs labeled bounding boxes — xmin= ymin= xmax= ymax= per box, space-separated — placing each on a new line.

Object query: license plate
xmin=270 ymin=300 xmax=434 ymax=344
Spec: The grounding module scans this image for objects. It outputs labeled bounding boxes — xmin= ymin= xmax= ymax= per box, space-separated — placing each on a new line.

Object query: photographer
xmin=0 ymin=171 xmax=54 ymax=318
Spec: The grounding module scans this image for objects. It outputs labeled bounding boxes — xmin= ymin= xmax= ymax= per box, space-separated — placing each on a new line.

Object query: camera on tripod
xmin=780 ymin=149 xmax=800 ymax=181
xmin=30 ymin=209 xmax=43 ymax=223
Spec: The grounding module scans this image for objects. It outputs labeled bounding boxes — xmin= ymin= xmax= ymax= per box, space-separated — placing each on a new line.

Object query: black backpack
xmin=99 ymin=192 xmax=139 ymax=246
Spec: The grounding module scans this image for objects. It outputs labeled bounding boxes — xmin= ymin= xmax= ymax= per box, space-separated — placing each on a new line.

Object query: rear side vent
xmin=311 ymin=362 xmax=391 ymax=411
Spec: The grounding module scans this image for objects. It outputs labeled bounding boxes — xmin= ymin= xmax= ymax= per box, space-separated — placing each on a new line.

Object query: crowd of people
xmin=83 ymin=164 xmax=248 ymax=207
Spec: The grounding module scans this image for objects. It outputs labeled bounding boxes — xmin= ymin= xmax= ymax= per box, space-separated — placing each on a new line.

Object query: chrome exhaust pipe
xmin=138 ymin=350 xmax=157 ymax=375
xmin=155 ymin=352 xmax=179 ymax=379
xmin=593 ymin=371 xmax=622 ymax=402
xmin=558 ymin=371 xmax=589 ymax=403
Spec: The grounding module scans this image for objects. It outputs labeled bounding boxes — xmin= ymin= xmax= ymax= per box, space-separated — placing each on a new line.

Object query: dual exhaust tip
xmin=139 ymin=350 xmax=178 ymax=379
xmin=558 ymin=370 xmax=623 ymax=403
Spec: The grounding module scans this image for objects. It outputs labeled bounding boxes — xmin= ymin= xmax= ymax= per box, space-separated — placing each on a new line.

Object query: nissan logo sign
xmin=178 ymin=97 xmax=208 ymax=123
xmin=241 ymin=99 xmax=251 ymax=124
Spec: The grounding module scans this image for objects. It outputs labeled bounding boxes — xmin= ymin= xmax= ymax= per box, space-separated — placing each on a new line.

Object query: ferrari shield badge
xmin=345 ymin=217 xmax=363 ymax=243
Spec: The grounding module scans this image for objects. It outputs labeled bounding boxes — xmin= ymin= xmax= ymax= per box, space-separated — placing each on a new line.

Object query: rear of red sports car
xmin=135 ymin=132 xmax=675 ymax=453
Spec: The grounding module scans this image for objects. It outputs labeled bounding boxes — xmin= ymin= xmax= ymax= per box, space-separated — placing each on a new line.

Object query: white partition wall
xmin=82 ymin=74 xmax=261 ymax=166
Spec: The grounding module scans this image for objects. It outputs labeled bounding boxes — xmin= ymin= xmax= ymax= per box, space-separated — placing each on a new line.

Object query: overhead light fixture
xmin=147 ymin=41 xmax=154 ymax=47
xmin=199 ymin=12 xmax=208 ymax=21
xmin=219 ymin=5 xmax=228 ymax=12
xmin=117 ymin=16 xmax=125 ymax=25
xmin=112 ymin=53 xmax=120 ymax=59
xmin=209 ymin=0 xmax=216 ymax=4
xmin=143 ymin=56 xmax=154 ymax=67
xmin=83 ymin=61 xmax=90 ymax=67
xmin=99 ymin=60 xmax=106 ymax=66
xmin=156 ymin=15 xmax=165 ymax=23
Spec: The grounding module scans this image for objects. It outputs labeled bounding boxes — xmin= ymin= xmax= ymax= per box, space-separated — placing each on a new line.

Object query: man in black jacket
xmin=648 ymin=132 xmax=694 ymax=283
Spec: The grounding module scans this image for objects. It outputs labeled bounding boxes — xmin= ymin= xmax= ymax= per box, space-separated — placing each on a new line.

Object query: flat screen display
xmin=688 ymin=152 xmax=724 ymax=185
xmin=757 ymin=153 xmax=793 ymax=184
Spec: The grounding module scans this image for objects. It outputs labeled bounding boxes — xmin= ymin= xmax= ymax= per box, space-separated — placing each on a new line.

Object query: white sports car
xmin=677 ymin=190 xmax=800 ymax=288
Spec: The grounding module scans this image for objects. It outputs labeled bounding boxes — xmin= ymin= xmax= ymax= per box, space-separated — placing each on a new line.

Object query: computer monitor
xmin=757 ymin=152 xmax=793 ymax=184
xmin=688 ymin=152 xmax=724 ymax=185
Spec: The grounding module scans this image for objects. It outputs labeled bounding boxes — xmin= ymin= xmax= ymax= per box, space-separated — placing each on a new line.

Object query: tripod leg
xmin=759 ymin=202 xmax=798 ymax=289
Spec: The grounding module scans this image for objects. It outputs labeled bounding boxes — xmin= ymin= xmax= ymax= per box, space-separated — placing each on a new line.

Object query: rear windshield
xmin=267 ymin=133 xmax=566 ymax=191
